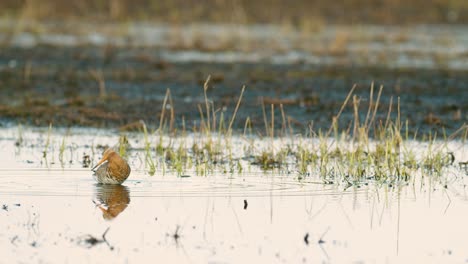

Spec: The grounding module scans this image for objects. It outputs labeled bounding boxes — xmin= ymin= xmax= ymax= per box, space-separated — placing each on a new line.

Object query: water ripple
xmin=0 ymin=168 xmax=365 ymax=198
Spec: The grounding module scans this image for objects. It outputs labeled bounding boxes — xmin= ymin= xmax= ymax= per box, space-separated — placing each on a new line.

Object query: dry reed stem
xmin=197 ymin=104 xmax=205 ymax=133
xmin=270 ymin=104 xmax=275 ymax=138
xmin=203 ymin=75 xmax=211 ymax=134
xmin=158 ymin=88 xmax=171 ymax=133
xmin=89 ymin=69 xmax=106 ymax=98
xmin=261 ymin=97 xmax=268 ymax=137
xmin=352 ymin=95 xmax=360 ymax=141
xmin=228 ymin=85 xmax=245 ymax=134
xmin=363 ymin=82 xmax=374 ymax=129
xmin=368 ymin=85 xmax=383 ymax=134
xmin=326 ymin=84 xmax=356 ymax=137
xmin=167 ymin=89 xmax=175 ymax=133
xmin=280 ymin=103 xmax=287 ymax=137
xmin=384 ymin=96 xmax=393 ymax=131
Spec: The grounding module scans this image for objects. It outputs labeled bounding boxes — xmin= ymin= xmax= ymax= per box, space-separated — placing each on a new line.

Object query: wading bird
xmin=92 ymin=149 xmax=131 ymax=184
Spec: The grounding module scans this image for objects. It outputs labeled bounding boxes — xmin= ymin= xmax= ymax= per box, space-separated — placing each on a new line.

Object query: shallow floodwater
xmin=2 ymin=170 xmax=468 ymax=263
xmin=1 ymin=127 xmax=468 ymax=263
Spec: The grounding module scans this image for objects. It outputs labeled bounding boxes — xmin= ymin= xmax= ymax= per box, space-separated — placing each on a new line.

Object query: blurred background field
xmin=1 ymin=0 xmax=467 ymax=24
xmin=0 ymin=0 xmax=466 ymax=135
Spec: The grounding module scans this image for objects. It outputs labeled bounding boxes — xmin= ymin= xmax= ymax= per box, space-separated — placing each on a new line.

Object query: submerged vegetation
xmin=9 ymin=78 xmax=468 ymax=188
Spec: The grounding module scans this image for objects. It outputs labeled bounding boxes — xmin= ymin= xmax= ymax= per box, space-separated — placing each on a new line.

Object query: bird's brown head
xmin=92 ymin=148 xmax=118 ymax=171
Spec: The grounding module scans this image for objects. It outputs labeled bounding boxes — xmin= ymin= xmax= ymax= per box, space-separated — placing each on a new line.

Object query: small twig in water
xmin=318 ymin=227 xmax=330 ymax=244
xmin=10 ymin=235 xmax=18 ymax=246
xmin=444 ymin=190 xmax=452 ymax=214
xmin=82 ymin=227 xmax=113 ymax=250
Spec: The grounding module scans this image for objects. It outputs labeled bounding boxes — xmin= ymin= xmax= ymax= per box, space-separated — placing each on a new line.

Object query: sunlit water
xmin=0 ymin=127 xmax=467 ymax=263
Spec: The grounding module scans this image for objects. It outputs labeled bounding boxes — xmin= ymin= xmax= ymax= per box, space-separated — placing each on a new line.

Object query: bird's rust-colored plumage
xmin=92 ymin=149 xmax=131 ymax=184
xmin=94 ymin=185 xmax=130 ymax=220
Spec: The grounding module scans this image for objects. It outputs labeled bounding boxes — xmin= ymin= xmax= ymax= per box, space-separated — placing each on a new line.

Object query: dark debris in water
xmin=80 ymin=227 xmax=113 ymax=250
xmin=167 ymin=225 xmax=182 ymax=245
xmin=459 ymin=161 xmax=468 ymax=175
xmin=318 ymin=227 xmax=330 ymax=244
xmin=82 ymin=153 xmax=91 ymax=168
xmin=172 ymin=226 xmax=181 ymax=242
xmin=10 ymin=235 xmax=18 ymax=246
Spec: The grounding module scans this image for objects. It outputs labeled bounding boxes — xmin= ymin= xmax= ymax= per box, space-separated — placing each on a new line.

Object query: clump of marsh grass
xmin=144 ymin=75 xmax=248 ymax=177
xmin=18 ymin=78 xmax=466 ymax=189
xmin=118 ymin=134 xmax=130 ymax=159
xmin=58 ymin=129 xmax=70 ymax=167
xmin=15 ymin=124 xmax=24 ymax=147
xmin=141 ymin=120 xmax=156 ymax=176
xmin=41 ymin=123 xmax=53 ymax=167
xmin=282 ymin=83 xmax=467 ymax=187
xmin=160 ymin=80 xmax=461 ymax=186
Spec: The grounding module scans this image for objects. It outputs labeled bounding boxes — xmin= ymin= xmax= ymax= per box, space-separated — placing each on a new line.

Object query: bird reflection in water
xmin=93 ymin=184 xmax=130 ymax=220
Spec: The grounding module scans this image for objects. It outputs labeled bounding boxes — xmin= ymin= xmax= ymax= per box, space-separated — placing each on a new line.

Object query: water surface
xmin=1 ymin=127 xmax=468 ymax=263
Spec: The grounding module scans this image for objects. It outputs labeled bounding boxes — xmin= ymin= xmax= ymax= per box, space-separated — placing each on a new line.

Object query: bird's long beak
xmin=92 ymin=159 xmax=108 ymax=171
